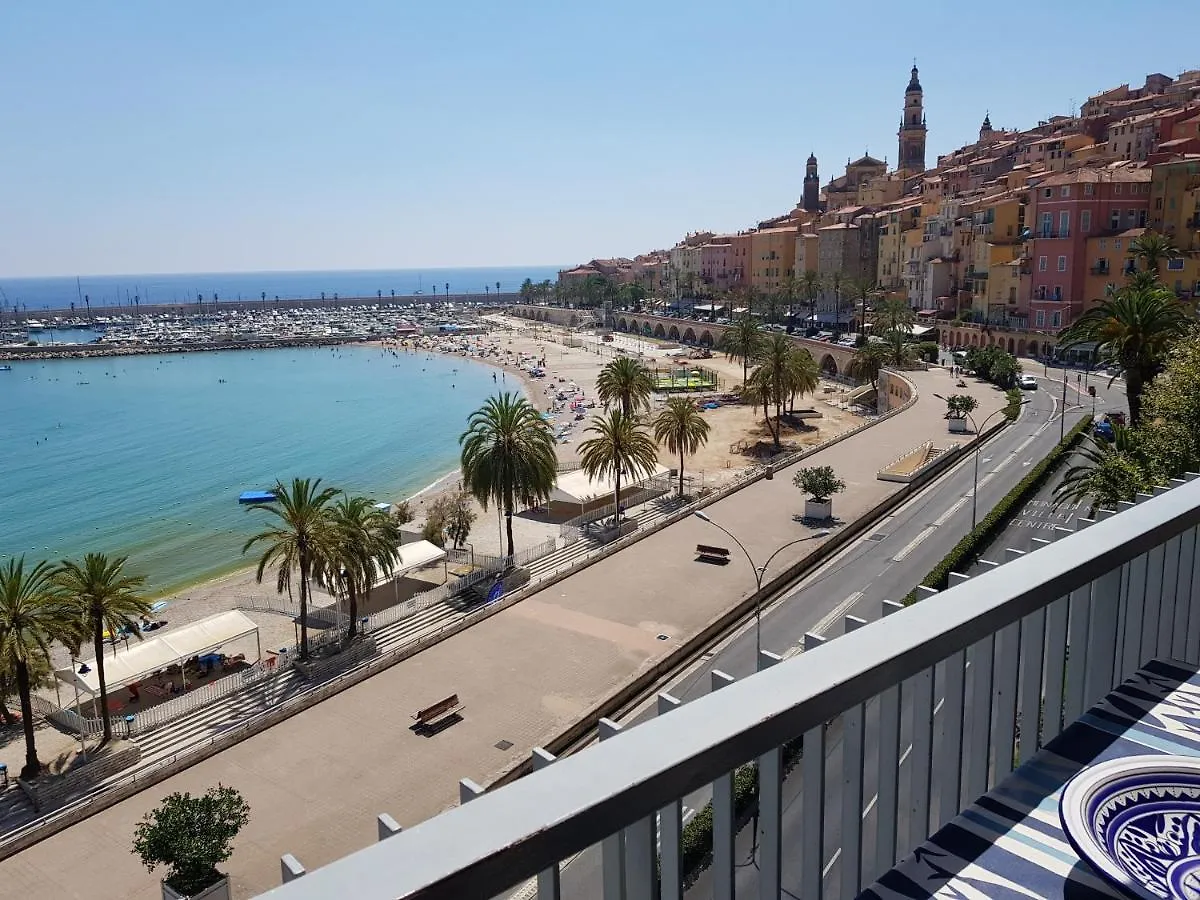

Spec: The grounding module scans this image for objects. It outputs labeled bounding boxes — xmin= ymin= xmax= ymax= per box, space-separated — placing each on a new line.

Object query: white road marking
xmin=933 ymin=498 xmax=967 ymax=527
xmin=892 ymin=526 xmax=937 ymax=562
xmin=1023 ymin=458 xmax=1033 ymax=467
xmin=785 ymin=591 xmax=866 ymax=657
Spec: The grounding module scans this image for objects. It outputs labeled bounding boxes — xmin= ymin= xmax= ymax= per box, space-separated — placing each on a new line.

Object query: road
xmin=534 ymin=364 xmax=1125 ymax=899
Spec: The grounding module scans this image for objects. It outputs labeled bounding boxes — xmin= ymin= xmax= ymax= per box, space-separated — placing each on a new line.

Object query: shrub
xmin=902 ymin=415 xmax=1092 ymax=604
xmin=944 ymin=394 xmax=978 ymax=420
xmin=916 ymin=341 xmax=940 ymax=363
xmin=1004 ymin=388 xmax=1023 ymax=420
xmin=132 ymin=785 xmax=250 ymax=896
xmin=793 ymin=465 xmax=846 ymax=502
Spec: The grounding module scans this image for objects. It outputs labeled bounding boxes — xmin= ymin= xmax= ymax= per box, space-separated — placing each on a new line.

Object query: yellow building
xmin=1149 ymin=157 xmax=1200 ymax=306
xmin=966 ymin=194 xmax=1025 ymax=320
xmin=749 ymin=226 xmax=798 ymax=294
xmin=795 ymin=231 xmax=820 ymax=279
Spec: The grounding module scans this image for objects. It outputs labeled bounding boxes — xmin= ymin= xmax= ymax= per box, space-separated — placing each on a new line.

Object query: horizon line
xmin=0 ymin=263 xmax=570 ymax=282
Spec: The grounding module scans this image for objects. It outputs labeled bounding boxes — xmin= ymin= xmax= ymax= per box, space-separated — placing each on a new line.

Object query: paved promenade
xmin=0 ymin=369 xmax=1004 ymax=900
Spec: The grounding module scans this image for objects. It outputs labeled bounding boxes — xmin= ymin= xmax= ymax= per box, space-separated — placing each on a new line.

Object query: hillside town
xmin=554 ymin=66 xmax=1200 ymax=356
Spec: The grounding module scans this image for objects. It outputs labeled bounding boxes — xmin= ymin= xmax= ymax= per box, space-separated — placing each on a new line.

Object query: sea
xmin=0 ymin=343 xmax=504 ymax=595
xmin=1 ymin=265 xmax=563 ymax=311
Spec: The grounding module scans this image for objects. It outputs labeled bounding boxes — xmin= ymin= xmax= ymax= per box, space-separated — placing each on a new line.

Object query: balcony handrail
xmin=256 ymin=477 xmax=1200 ymax=900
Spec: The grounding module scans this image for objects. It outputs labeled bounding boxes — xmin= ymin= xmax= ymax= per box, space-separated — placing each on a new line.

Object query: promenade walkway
xmin=0 ymin=369 xmax=1004 ymax=900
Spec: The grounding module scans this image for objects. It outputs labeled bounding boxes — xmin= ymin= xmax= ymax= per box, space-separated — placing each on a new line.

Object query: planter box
xmin=162 ymin=875 xmax=231 ymax=900
xmin=804 ymin=498 xmax=833 ymax=521
xmin=948 ymin=417 xmax=969 ymax=433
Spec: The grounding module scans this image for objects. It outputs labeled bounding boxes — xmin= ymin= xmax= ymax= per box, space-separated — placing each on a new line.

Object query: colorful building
xmin=1149 ymin=157 xmax=1200 ymax=305
xmin=749 ymin=227 xmax=798 ymax=294
xmin=1025 ymin=167 xmax=1152 ymax=331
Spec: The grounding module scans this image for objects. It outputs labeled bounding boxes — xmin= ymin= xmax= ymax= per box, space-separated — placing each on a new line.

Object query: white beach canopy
xmin=55 ymin=610 xmax=260 ymax=696
xmin=394 ymin=540 xmax=447 ymax=575
xmin=550 ymin=463 xmax=670 ymax=505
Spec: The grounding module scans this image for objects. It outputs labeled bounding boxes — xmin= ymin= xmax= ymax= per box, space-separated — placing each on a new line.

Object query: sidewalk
xmin=0 ymin=369 xmax=1004 ymax=900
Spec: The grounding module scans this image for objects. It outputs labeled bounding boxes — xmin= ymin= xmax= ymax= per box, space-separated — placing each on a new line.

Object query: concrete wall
xmin=877 ymin=368 xmax=914 ymax=413
xmin=20 ymin=742 xmax=142 ymax=812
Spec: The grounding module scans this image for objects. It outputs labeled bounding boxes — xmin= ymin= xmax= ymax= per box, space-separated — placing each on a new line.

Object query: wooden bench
xmin=412 ymin=694 xmax=463 ymax=726
xmin=695 ymin=544 xmax=731 ymax=563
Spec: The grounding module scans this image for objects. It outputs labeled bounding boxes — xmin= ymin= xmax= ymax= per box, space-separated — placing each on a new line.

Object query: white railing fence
xmin=255 ymin=475 xmax=1200 ymax=900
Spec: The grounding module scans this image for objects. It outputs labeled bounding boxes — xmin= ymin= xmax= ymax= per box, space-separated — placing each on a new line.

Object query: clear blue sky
xmin=4 ymin=1 xmax=1198 ymax=277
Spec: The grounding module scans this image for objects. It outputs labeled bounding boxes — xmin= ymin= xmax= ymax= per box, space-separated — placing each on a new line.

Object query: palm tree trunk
xmin=774 ymin=397 xmax=783 ymax=448
xmin=613 ymin=466 xmax=622 ymax=526
xmin=16 ymin=661 xmax=39 ymax=778
xmin=347 ymin=580 xmax=359 ymax=638
xmin=298 ymin=554 xmax=311 ymax=659
xmin=742 ymin=358 xmax=748 ymax=388
xmin=678 ymin=449 xmax=685 ymax=499
xmin=1126 ymin=369 xmax=1146 ymax=428
xmin=504 ymin=507 xmax=515 ymax=559
xmin=93 ymin=623 xmax=112 ymax=742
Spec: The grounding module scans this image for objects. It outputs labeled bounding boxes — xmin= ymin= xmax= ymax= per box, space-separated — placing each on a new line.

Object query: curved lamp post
xmin=935 ymin=394 xmax=1030 ymax=530
xmin=693 ymin=510 xmax=830 ymax=658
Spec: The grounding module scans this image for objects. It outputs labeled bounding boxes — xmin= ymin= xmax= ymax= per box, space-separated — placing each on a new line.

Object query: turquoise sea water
xmin=0 ymin=346 xmax=499 ymax=593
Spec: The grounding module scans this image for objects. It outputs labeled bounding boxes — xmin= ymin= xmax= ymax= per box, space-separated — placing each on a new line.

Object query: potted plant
xmin=793 ymin=465 xmax=846 ymax=521
xmin=944 ymin=393 xmax=978 ymax=433
xmin=132 ymin=785 xmax=250 ymax=900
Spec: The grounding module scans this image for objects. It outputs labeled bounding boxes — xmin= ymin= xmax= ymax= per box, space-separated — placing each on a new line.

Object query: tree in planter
xmin=793 ymin=466 xmax=846 ymax=502
xmin=132 ymin=785 xmax=250 ymax=898
xmin=793 ymin=465 xmax=846 ymax=520
xmin=944 ymin=393 xmax=978 ymax=423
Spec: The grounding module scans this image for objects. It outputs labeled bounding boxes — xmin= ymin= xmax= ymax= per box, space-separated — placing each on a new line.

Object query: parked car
xmin=1018 ymin=374 xmax=1038 ymax=389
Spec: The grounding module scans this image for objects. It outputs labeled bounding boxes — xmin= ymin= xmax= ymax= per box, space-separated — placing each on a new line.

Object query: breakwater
xmin=0 ymin=336 xmax=368 ymax=362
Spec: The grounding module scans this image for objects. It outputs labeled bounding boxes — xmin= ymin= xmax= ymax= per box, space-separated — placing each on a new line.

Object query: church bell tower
xmin=803 ymin=152 xmax=820 ymax=212
xmin=897 ymin=64 xmax=927 ymax=174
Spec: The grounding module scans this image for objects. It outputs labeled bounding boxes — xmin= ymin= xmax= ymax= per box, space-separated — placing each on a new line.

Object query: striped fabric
xmin=861 ymin=659 xmax=1200 ymax=899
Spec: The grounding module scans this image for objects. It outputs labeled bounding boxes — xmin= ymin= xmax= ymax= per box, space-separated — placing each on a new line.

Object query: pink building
xmin=1026 ymin=167 xmax=1151 ymax=331
xmin=700 ymin=237 xmax=734 ymax=291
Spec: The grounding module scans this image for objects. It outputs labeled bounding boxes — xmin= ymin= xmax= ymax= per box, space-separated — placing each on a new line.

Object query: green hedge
xmin=902 ymin=415 xmax=1092 ymax=605
xmin=679 ymin=735 xmax=804 ymax=880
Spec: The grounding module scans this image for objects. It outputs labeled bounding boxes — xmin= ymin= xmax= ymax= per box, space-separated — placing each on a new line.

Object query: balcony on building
xmin=256 ymin=479 xmax=1200 ymax=900
xmin=1091 ymin=262 xmax=1111 ymax=276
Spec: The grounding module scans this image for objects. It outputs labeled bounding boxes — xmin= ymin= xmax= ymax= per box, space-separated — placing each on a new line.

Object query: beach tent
xmin=56 ymin=610 xmax=260 ymax=696
xmin=392 ymin=540 xmax=447 ymax=579
xmin=549 ymin=463 xmax=670 ymax=506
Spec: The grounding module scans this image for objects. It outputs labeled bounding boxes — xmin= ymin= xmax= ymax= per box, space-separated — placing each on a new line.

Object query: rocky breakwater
xmin=0 ymin=335 xmax=369 ymax=362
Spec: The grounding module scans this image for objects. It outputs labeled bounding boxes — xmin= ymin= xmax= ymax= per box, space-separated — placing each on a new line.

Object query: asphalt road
xmin=525 ymin=365 xmax=1126 ymax=900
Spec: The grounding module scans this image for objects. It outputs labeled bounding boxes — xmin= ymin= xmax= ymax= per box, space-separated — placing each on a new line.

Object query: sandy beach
xmin=27 ymin=317 xmax=867 ymax=705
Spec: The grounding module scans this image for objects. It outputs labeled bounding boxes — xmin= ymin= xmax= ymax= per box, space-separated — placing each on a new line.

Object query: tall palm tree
xmin=596 ymin=357 xmax=655 ymax=415
xmin=717 ymin=315 xmax=765 ymax=388
xmin=849 ymin=278 xmax=878 ymax=337
xmin=0 ymin=558 xmax=72 ymax=776
xmin=1058 ymin=282 xmax=1188 ymax=426
xmin=826 ymin=271 xmax=846 ymax=335
xmin=799 ymin=269 xmax=822 ymax=329
xmin=1128 ymin=231 xmax=1181 ymax=280
xmin=751 ymin=334 xmax=819 ymax=447
xmin=54 ymin=554 xmax=149 ymax=742
xmin=319 ymin=495 xmax=403 ymax=638
xmin=243 ymin=477 xmax=339 ymax=659
xmin=652 ymin=398 xmax=712 ymax=498
xmin=871 ymin=296 xmax=918 ymax=366
xmin=847 ymin=343 xmax=884 ymax=390
xmin=578 ymin=409 xmax=659 ymax=523
xmin=460 ymin=393 xmax=558 ymax=558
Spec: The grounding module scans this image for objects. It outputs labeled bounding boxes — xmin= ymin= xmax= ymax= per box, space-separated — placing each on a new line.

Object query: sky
xmin=4 ymin=2 xmax=1200 ymax=278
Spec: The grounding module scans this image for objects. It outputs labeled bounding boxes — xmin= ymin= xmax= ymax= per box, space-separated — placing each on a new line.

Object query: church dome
xmin=907 ymin=65 xmax=922 ymax=92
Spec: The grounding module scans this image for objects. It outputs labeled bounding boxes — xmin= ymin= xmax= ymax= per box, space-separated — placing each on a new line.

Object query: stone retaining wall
xmin=19 ymin=743 xmax=142 ymax=812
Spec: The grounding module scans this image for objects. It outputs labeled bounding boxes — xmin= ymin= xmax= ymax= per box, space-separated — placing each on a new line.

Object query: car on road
xmin=1018 ymin=374 xmax=1038 ymax=389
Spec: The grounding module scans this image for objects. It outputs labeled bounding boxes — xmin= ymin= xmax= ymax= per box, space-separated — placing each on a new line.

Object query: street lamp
xmin=935 ymin=394 xmax=1030 ymax=530
xmin=693 ymin=510 xmax=830 ymax=658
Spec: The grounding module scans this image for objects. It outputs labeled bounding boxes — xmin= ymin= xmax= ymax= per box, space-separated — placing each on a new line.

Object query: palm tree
xmin=243 ymin=477 xmax=339 ymax=659
xmin=1128 ymin=231 xmax=1181 ymax=280
xmin=1058 ymin=282 xmax=1188 ymax=426
xmin=578 ymin=409 xmax=659 ymax=523
xmin=717 ymin=316 xmax=765 ymax=388
xmin=319 ymin=495 xmax=402 ymax=638
xmin=849 ymin=278 xmax=878 ymax=337
xmin=54 ymin=554 xmax=149 ymax=742
xmin=653 ymin=398 xmax=712 ymax=498
xmin=799 ymin=269 xmax=822 ymax=329
xmin=751 ymin=334 xmax=819 ymax=447
xmin=0 ymin=558 xmax=72 ymax=776
xmin=460 ymin=393 xmax=558 ymax=558
xmin=871 ymin=296 xmax=918 ymax=367
xmin=826 ymin=271 xmax=846 ymax=335
xmin=847 ymin=343 xmax=884 ymax=390
xmin=778 ymin=275 xmax=801 ymax=326
xmin=596 ymin=357 xmax=655 ymax=416
xmin=1053 ymin=426 xmax=1148 ymax=516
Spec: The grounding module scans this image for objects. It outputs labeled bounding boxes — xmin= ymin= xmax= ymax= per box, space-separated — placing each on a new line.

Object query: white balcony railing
xmin=255 ymin=476 xmax=1200 ymax=900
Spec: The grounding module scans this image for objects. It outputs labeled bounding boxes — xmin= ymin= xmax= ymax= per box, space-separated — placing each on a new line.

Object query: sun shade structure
xmin=549 ymin=464 xmax=670 ymax=505
xmin=56 ymin=610 xmax=260 ymax=696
